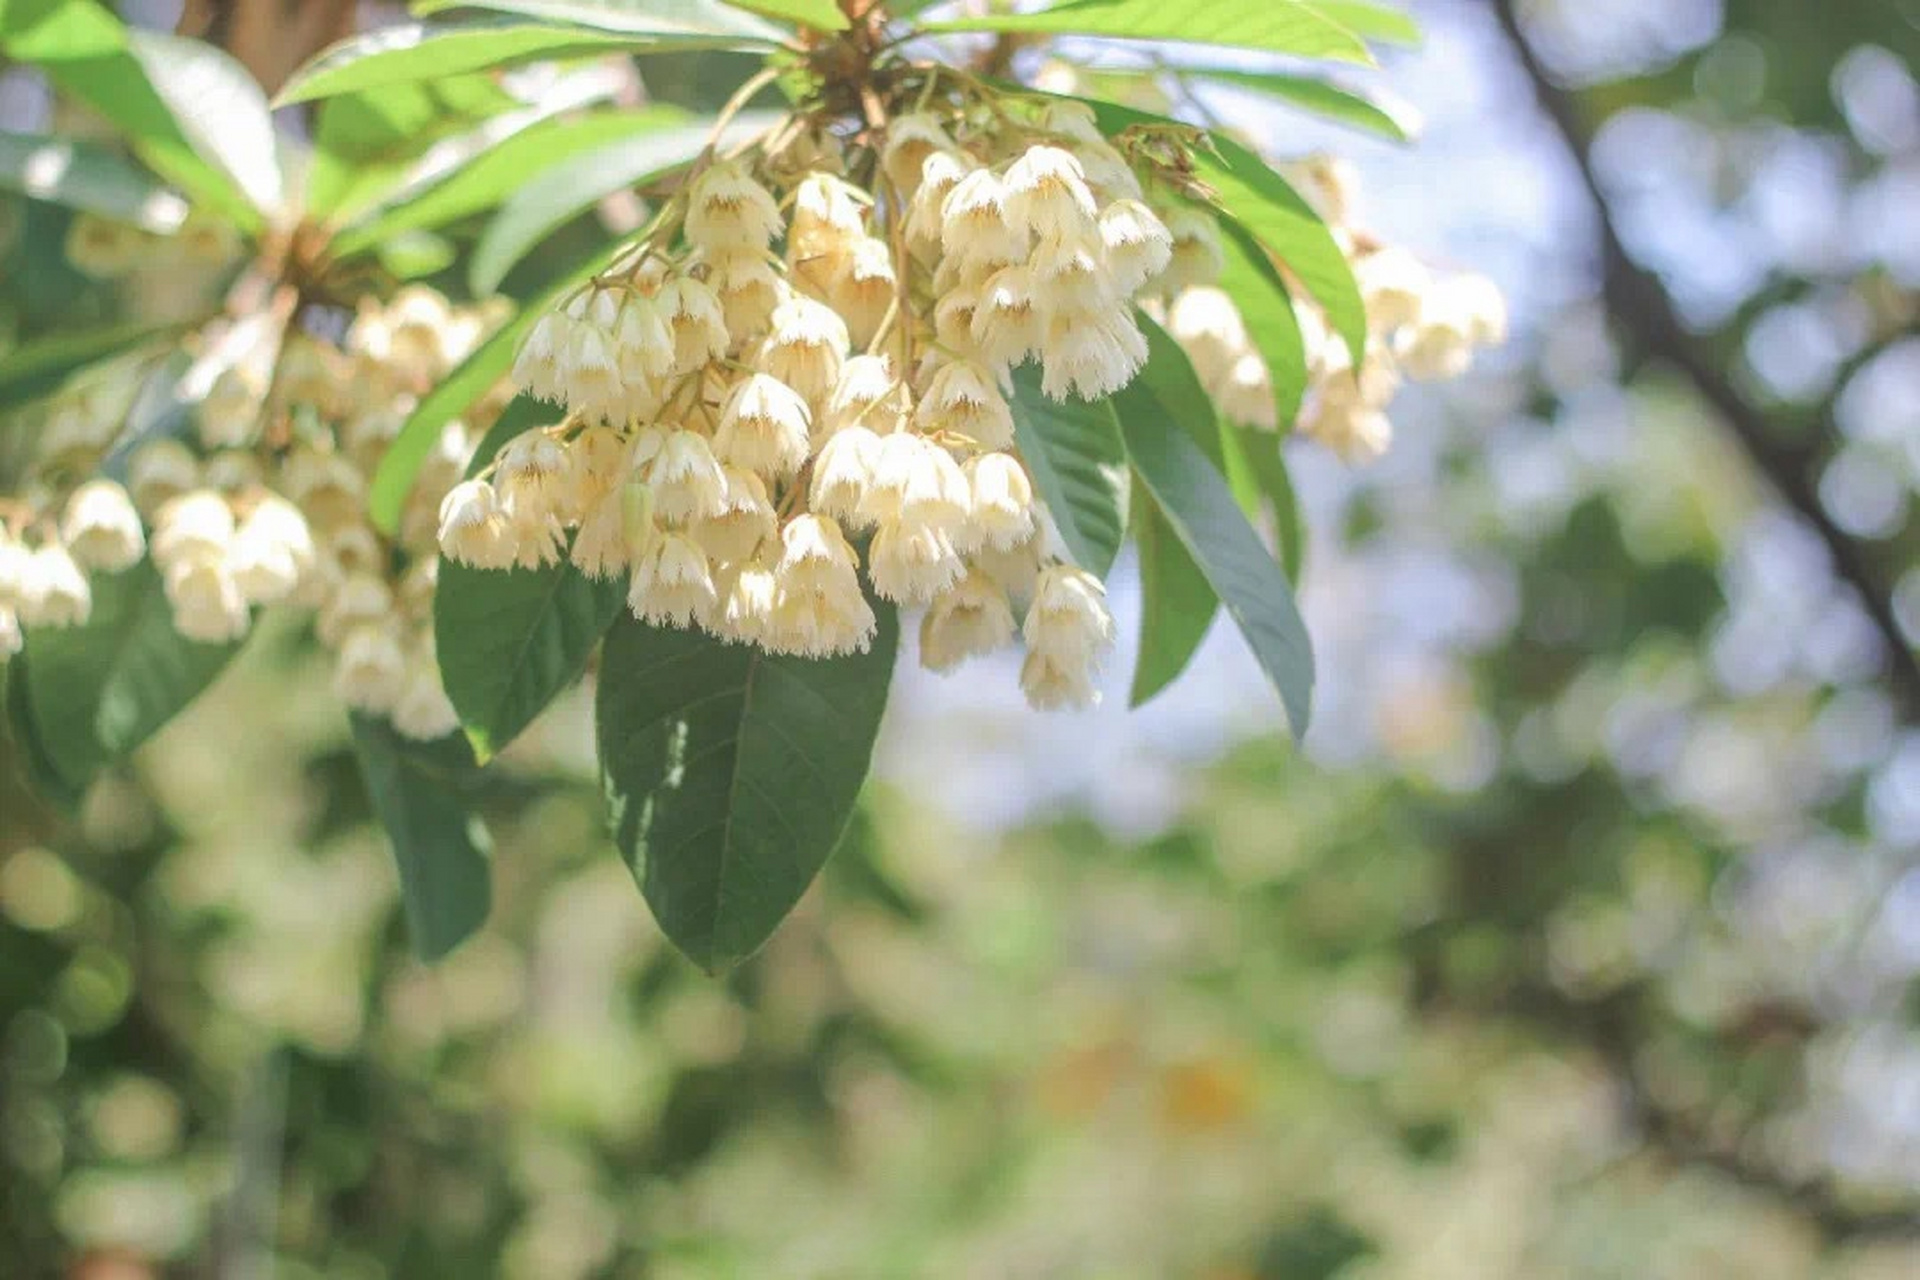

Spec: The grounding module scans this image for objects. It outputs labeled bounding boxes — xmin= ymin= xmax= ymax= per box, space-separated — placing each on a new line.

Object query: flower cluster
xmin=443 ymin=99 xmax=1184 ymax=708
xmin=1162 ymin=157 xmax=1507 ymax=462
xmin=0 ymin=285 xmax=510 ymax=741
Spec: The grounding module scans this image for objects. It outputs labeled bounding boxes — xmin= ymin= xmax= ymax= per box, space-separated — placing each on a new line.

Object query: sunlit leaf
xmin=278 ymin=19 xmax=658 ymax=106
xmin=926 ymin=0 xmax=1375 ymax=65
xmin=1194 ymin=68 xmax=1410 ymax=141
xmin=410 ymin=0 xmax=786 ymax=43
xmin=1199 ymin=134 xmax=1368 ymax=370
xmin=332 ymin=107 xmax=685 ymax=256
xmin=722 ymin=0 xmax=849 ymax=30
xmin=125 ymin=30 xmax=284 ymax=220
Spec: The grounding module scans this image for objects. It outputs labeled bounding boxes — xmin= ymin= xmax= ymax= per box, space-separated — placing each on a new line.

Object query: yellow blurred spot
xmin=1158 ymin=1057 xmax=1257 ymax=1133
xmin=0 ymin=848 xmax=84 ymax=933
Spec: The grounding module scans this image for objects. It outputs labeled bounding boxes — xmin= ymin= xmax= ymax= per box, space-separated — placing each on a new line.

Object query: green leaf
xmin=125 ymin=31 xmax=284 ymax=220
xmin=1006 ymin=367 xmax=1128 ymax=579
xmin=0 ymin=132 xmax=187 ymax=230
xmin=277 ymin=19 xmax=653 ymax=106
xmin=1194 ymin=68 xmax=1410 ymax=141
xmin=4 ymin=0 xmax=258 ymax=229
xmin=468 ymin=111 xmax=776 ymax=295
xmin=1216 ymin=219 xmax=1309 ymax=430
xmin=435 ymin=556 xmax=627 ymax=761
xmin=410 ymin=0 xmax=786 ymax=43
xmin=333 ymin=107 xmax=685 ymax=257
xmin=1307 ymin=1 xmax=1419 ymax=45
xmin=1128 ymin=311 xmax=1223 ymax=463
xmin=597 ymin=606 xmax=899 ymax=972
xmin=351 ymin=715 xmax=494 ymax=961
xmin=0 ymin=321 xmax=177 ymax=411
xmin=307 ymin=76 xmax=520 ymax=223
xmin=1119 ymin=410 xmax=1315 ymax=738
xmin=11 ymin=561 xmax=242 ymax=802
xmin=1198 ymin=134 xmax=1368 ymax=370
xmin=925 ymin=0 xmax=1375 ymax=65
xmin=376 ymin=229 xmax=458 ymax=279
xmin=1130 ymin=493 xmax=1218 ymax=708
xmin=723 ymin=0 xmax=848 ymax=28
xmin=1237 ymin=427 xmax=1306 ymax=582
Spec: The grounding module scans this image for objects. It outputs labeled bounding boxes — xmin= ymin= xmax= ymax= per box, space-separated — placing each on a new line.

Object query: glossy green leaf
xmin=1131 ymin=494 xmax=1218 ymax=708
xmin=125 ymin=30 xmax=284 ymax=219
xmin=1199 ymin=134 xmax=1368 ymax=370
xmin=1237 ymin=427 xmax=1306 ymax=583
xmin=11 ymin=561 xmax=242 ymax=803
xmin=333 ymin=108 xmax=683 ymax=257
xmin=351 ymin=715 xmax=494 ymax=961
xmin=277 ymin=20 xmax=651 ymax=106
xmin=0 ymin=322 xmax=177 ymax=411
xmin=1120 ymin=409 xmax=1314 ymax=738
xmin=469 ymin=112 xmax=781 ymax=295
xmin=435 ymin=551 xmax=627 ymax=761
xmin=1217 ymin=219 xmax=1310 ymax=430
xmin=411 ymin=0 xmax=786 ymax=42
xmin=926 ymin=0 xmax=1374 ymax=65
xmin=1194 ymin=68 xmax=1410 ymax=141
xmin=723 ymin=0 xmax=848 ymax=30
xmin=1007 ymin=367 xmax=1129 ymax=579
xmin=596 ymin=606 xmax=898 ymax=972
xmin=307 ymin=76 xmax=522 ymax=223
xmin=0 ymin=133 xmax=187 ymax=230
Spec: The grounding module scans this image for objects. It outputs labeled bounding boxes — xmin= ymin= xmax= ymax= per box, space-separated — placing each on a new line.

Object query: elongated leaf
xmin=723 ymin=0 xmax=848 ymax=29
xmin=125 ymin=31 xmax=283 ymax=220
xmin=333 ymin=108 xmax=683 ymax=256
xmin=0 ymin=132 xmax=187 ymax=230
xmin=469 ymin=110 xmax=777 ymax=295
xmin=1217 ymin=219 xmax=1309 ymax=430
xmin=351 ymin=715 xmax=493 ymax=961
xmin=1195 ymin=68 xmax=1410 ymax=141
xmin=436 ymin=557 xmax=626 ymax=761
xmin=597 ymin=606 xmax=898 ymax=972
xmin=1120 ymin=412 xmax=1314 ymax=738
xmin=1307 ymin=0 xmax=1419 ymax=44
xmin=0 ymin=321 xmax=178 ymax=411
xmin=411 ymin=0 xmax=786 ymax=42
xmin=278 ymin=20 xmax=651 ymax=106
xmin=1131 ymin=493 xmax=1218 ymax=708
xmin=307 ymin=76 xmax=524 ymax=223
xmin=1007 ymin=367 xmax=1128 ymax=579
xmin=11 ymin=561 xmax=242 ymax=803
xmin=926 ymin=0 xmax=1374 ymax=65
xmin=1199 ymin=135 xmax=1367 ymax=370
xmin=5 ymin=0 xmax=256 ymax=228
xmin=1237 ymin=427 xmax=1306 ymax=582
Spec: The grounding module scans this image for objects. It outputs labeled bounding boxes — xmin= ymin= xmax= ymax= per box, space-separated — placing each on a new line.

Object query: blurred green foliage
xmin=4 ymin=0 xmax=1920 ymax=1274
